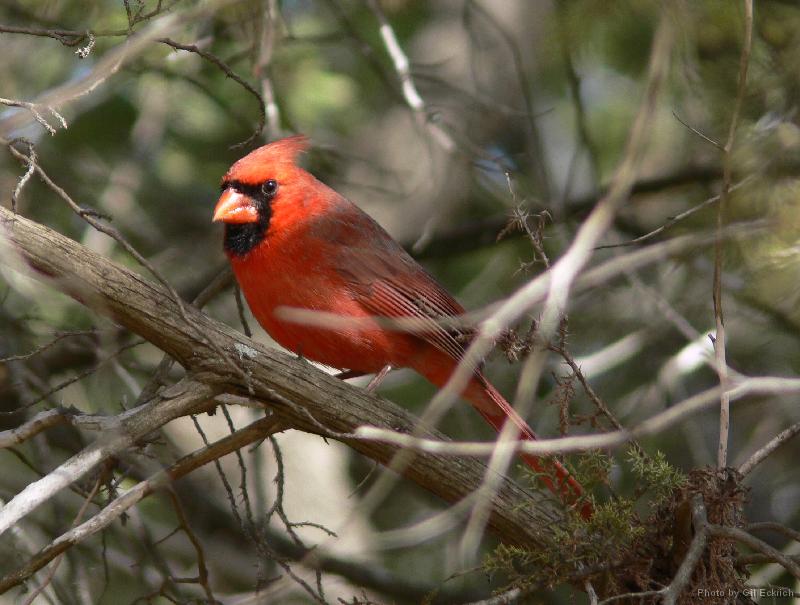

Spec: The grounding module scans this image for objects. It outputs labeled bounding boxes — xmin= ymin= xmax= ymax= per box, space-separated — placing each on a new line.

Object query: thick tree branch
xmin=0 ymin=205 xmax=561 ymax=548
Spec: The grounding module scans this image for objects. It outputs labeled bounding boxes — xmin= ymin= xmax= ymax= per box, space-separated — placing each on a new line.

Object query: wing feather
xmin=319 ymin=202 xmax=474 ymax=362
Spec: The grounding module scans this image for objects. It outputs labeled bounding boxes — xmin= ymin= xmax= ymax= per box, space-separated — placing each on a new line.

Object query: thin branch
xmin=457 ymin=10 xmax=675 ymax=557
xmin=157 ymin=37 xmax=266 ymax=147
xmin=0 ymin=414 xmax=285 ymax=594
xmin=709 ymin=524 xmax=800 ymax=579
xmin=0 ymin=1 xmax=232 ymax=137
xmin=0 ymin=378 xmax=218 ymax=537
xmin=412 ymin=165 xmax=725 ymax=259
xmin=0 ymin=329 xmax=98 ymax=363
xmin=0 ymin=98 xmax=65 ymax=136
xmin=364 ymin=0 xmax=455 ymax=153
xmin=715 ymin=0 xmax=753 ymax=469
xmin=354 ymin=376 xmax=800 ymax=458
xmin=596 ymin=176 xmax=752 ymax=250
xmin=746 ymin=522 xmax=800 ymax=544
xmin=20 ymin=475 xmax=102 ymax=605
xmin=0 ymin=408 xmax=71 ymax=448
xmin=738 ymin=421 xmax=800 ymax=477
xmin=166 ymin=489 xmax=219 ymax=604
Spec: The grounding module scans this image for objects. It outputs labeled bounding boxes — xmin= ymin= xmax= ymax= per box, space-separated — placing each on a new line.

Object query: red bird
xmin=213 ymin=136 xmax=589 ymax=517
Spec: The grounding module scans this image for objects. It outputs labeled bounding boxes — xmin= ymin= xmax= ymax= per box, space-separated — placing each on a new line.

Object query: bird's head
xmin=213 ymin=135 xmax=309 ymax=256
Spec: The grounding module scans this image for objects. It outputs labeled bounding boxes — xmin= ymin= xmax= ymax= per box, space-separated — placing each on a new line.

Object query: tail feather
xmin=416 ymin=357 xmax=592 ymax=518
xmin=469 ymin=376 xmax=592 ymax=519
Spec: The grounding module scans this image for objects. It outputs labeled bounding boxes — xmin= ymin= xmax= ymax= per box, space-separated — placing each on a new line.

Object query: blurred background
xmin=1 ymin=0 xmax=800 ymax=603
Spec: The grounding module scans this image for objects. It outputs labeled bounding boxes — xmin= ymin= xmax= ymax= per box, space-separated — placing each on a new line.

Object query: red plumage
xmin=214 ymin=136 xmax=590 ymax=518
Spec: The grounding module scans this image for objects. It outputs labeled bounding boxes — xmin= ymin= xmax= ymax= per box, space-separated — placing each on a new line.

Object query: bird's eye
xmin=261 ymin=179 xmax=278 ymax=198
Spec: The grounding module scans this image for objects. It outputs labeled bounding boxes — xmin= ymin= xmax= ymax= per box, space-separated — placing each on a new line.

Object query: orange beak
xmin=213 ymin=188 xmax=259 ymax=224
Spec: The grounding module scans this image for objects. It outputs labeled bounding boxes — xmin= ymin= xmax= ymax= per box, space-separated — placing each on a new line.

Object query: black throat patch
xmin=222 ymin=180 xmax=274 ymax=257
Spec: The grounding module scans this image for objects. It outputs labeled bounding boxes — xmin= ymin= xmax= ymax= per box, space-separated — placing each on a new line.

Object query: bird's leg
xmin=366 ymin=364 xmax=392 ymax=392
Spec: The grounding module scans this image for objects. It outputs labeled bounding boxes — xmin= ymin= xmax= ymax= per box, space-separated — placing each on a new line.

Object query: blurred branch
xmin=0 ymin=377 xmax=218 ymax=537
xmin=710 ymin=524 xmax=800 ymax=579
xmin=19 ymin=475 xmax=102 ymax=605
xmin=0 ymin=413 xmax=285 ymax=594
xmin=0 ymin=0 xmax=236 ymax=137
xmin=714 ymin=0 xmax=753 ymax=469
xmin=738 ymin=420 xmax=800 ymax=477
xmin=365 ymin=0 xmax=455 ymax=153
xmin=746 ymin=522 xmax=800 ymax=544
xmin=263 ymin=527 xmax=486 ymax=604
xmin=464 ymin=0 xmax=551 ymax=196
xmin=158 ymin=37 xmax=266 ymax=147
xmin=254 ymin=0 xmax=282 ymax=140
xmin=411 ymin=164 xmax=724 ymax=258
xmin=0 ymin=205 xmax=561 ymax=549
xmin=355 ymin=375 xmax=800 ymax=457
xmin=450 ymin=12 xmax=674 ymax=556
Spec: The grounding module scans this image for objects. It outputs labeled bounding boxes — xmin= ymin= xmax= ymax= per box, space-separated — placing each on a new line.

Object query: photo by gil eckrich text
xmin=697 ymin=586 xmax=797 ymax=599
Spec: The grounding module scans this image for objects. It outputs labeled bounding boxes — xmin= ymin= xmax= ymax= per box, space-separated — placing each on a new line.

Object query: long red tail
xmin=467 ymin=376 xmax=592 ymax=519
xmin=421 ymin=361 xmax=592 ymax=519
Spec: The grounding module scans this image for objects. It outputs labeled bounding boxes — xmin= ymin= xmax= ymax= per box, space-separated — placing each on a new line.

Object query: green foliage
xmin=571 ymin=448 xmax=614 ymax=490
xmin=486 ymin=448 xmax=687 ymax=593
xmin=628 ymin=447 xmax=687 ymax=507
xmin=483 ymin=497 xmax=644 ymax=591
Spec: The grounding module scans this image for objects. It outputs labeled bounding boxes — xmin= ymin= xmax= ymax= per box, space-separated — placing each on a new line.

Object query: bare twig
xmin=166 ymin=489 xmax=220 ymax=604
xmin=364 ymin=0 xmax=455 ymax=153
xmin=354 ymin=376 xmax=800 ymax=458
xmin=596 ymin=176 xmax=752 ymax=250
xmin=0 ymin=1 xmax=234 ymax=137
xmin=0 ymin=414 xmax=285 ymax=594
xmin=709 ymin=524 xmax=800 ymax=579
xmin=457 ymin=10 xmax=675 ymax=558
xmin=0 ymin=329 xmax=98 ymax=363
xmin=746 ymin=522 xmax=800 ymax=544
xmin=738 ymin=421 xmax=800 ymax=477
xmin=20 ymin=475 xmax=103 ymax=605
xmin=158 ymin=37 xmax=266 ymax=147
xmin=0 ymin=408 xmax=71 ymax=448
xmin=0 ymin=378 xmax=218 ymax=537
xmin=0 ymin=99 xmax=65 ymax=136
xmin=714 ymin=0 xmax=753 ymax=469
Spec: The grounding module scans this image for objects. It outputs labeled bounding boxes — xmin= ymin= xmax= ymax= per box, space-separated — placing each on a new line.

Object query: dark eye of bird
xmin=222 ymin=179 xmax=276 ymax=258
xmin=261 ymin=179 xmax=278 ymax=198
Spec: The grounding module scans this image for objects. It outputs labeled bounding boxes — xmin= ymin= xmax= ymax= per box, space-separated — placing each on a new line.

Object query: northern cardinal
xmin=213 ymin=135 xmax=590 ymax=517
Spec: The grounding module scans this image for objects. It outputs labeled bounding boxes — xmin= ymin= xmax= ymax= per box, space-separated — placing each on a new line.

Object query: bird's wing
xmin=320 ymin=204 xmax=474 ymax=361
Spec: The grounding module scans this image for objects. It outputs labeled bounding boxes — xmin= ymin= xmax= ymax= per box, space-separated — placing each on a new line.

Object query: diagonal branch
xmin=0 ymin=414 xmax=286 ymax=594
xmin=0 ymin=204 xmax=561 ymax=548
xmin=0 ymin=378 xmax=218 ymax=537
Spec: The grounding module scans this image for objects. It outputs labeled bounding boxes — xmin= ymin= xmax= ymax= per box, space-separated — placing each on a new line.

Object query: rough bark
xmin=0 ymin=205 xmax=562 ymax=548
